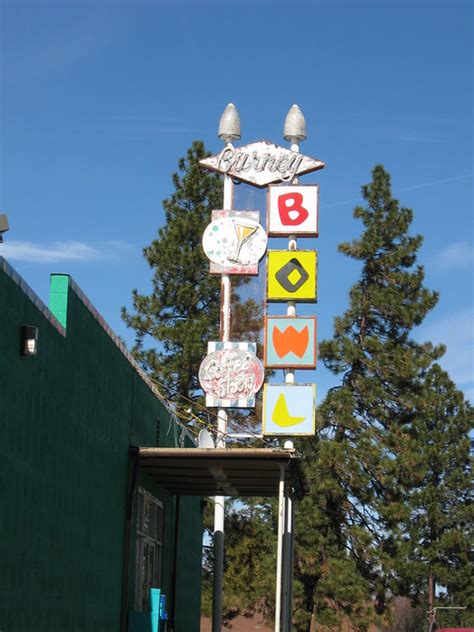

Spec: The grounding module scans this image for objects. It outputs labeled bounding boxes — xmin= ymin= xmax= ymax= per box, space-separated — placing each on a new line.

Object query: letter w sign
xmin=267 ymin=184 xmax=319 ymax=237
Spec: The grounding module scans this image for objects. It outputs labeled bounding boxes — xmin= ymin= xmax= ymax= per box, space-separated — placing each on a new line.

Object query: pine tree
xmin=292 ymin=165 xmax=446 ymax=631
xmin=122 ymin=140 xmax=261 ymax=404
xmin=399 ymin=364 xmax=473 ymax=626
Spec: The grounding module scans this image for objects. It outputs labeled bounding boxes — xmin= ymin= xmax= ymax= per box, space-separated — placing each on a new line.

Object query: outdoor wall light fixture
xmin=21 ymin=326 xmax=38 ymax=356
xmin=0 ymin=214 xmax=9 ymax=243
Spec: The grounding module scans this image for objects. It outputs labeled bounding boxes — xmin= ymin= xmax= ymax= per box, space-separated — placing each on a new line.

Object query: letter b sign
xmin=267 ymin=184 xmax=319 ymax=236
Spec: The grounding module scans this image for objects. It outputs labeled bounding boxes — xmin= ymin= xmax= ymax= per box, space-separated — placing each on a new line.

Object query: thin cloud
xmin=111 ymin=115 xmax=187 ymax=123
xmin=115 ymin=126 xmax=197 ymax=135
xmin=389 ymin=130 xmax=439 ymax=143
xmin=110 ymin=121 xmax=197 ymax=137
xmin=325 ymin=174 xmax=473 ymax=209
xmin=396 ymin=173 xmax=473 ymax=194
xmin=435 ymin=241 xmax=474 ymax=271
xmin=3 ymin=23 xmax=116 ymax=85
xmin=419 ymin=307 xmax=474 ymax=392
xmin=105 ymin=114 xmax=197 ymax=138
xmin=1 ymin=239 xmax=134 ymax=264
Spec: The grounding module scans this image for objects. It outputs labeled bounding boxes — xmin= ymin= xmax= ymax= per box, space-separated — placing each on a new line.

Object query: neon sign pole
xmin=212 ymin=104 xmax=239 ymax=632
xmin=280 ymin=105 xmax=307 ymax=632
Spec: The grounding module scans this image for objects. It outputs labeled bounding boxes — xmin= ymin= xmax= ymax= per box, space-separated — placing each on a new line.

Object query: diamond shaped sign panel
xmin=199 ymin=140 xmax=325 ymax=188
xmin=267 ymin=250 xmax=317 ymax=302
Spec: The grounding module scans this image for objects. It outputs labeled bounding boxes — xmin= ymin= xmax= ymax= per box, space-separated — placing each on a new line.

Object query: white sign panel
xmin=267 ymin=184 xmax=319 ymax=236
xmin=262 ymin=384 xmax=316 ymax=436
xmin=198 ymin=342 xmax=265 ymax=408
xmin=202 ymin=210 xmax=267 ymax=275
xmin=199 ymin=140 xmax=325 ymax=188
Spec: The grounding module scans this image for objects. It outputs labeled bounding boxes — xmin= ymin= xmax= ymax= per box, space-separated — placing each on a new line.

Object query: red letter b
xmin=278 ymin=192 xmax=309 ymax=226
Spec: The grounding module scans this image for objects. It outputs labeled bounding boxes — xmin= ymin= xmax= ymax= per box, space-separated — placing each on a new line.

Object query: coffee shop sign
xmin=199 ymin=140 xmax=325 ymax=188
xmin=199 ymin=342 xmax=264 ymax=408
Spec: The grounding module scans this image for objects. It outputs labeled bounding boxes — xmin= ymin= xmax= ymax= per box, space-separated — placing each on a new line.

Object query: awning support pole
xmin=281 ymin=489 xmax=294 ymax=632
xmin=275 ymin=464 xmax=286 ymax=632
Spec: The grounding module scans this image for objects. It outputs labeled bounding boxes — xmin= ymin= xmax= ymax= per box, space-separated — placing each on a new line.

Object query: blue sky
xmin=1 ymin=0 xmax=473 ymax=406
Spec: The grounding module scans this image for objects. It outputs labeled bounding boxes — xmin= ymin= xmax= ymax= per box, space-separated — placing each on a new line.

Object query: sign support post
xmin=276 ymin=105 xmax=307 ymax=632
xmin=212 ymin=104 xmax=240 ymax=632
xmin=275 ymin=463 xmax=286 ymax=632
xmin=212 ymin=168 xmax=233 ymax=632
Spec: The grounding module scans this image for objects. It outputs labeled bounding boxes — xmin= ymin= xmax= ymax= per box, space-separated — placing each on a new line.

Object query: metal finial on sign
xmin=283 ymin=104 xmax=307 ymax=143
xmin=218 ymin=103 xmax=241 ymax=142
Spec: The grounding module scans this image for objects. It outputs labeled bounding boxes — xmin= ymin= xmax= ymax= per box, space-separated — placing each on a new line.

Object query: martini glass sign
xmin=202 ymin=210 xmax=267 ymax=275
xmin=229 ymin=221 xmax=258 ymax=264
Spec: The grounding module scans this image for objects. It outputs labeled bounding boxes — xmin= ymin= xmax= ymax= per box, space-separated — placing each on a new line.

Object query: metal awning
xmin=134 ymin=447 xmax=309 ymax=499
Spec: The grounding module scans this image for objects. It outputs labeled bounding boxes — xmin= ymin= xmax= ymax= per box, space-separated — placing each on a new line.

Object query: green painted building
xmin=0 ymin=257 xmax=203 ymax=632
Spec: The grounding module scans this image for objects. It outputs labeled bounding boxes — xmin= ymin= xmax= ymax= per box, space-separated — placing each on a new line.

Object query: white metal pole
xmin=285 ymin=140 xmax=300 ymax=388
xmin=280 ymin=127 xmax=303 ymax=628
xmin=281 ymin=105 xmax=308 ymax=632
xmin=282 ymin=491 xmax=294 ymax=632
xmin=289 ymin=495 xmax=295 ymax=628
xmin=281 ymin=439 xmax=294 ymax=632
xmin=212 ymin=163 xmax=234 ymax=632
xmin=275 ymin=464 xmax=286 ymax=632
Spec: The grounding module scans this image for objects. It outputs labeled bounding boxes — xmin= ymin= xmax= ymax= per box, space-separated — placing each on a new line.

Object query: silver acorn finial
xmin=284 ymin=104 xmax=307 ymax=143
xmin=218 ymin=103 xmax=241 ymax=143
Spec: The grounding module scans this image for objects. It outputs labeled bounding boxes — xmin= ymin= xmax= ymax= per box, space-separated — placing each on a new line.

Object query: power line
xmin=148 ymin=374 xmax=274 ymax=447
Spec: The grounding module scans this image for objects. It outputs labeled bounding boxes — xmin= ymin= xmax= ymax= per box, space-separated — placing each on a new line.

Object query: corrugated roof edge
xmin=65 ymin=274 xmax=196 ymax=445
xmin=0 ymin=256 xmax=195 ymax=446
xmin=0 ymin=256 xmax=66 ymax=336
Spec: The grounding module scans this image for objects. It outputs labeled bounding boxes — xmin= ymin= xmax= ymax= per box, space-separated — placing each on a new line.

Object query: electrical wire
xmin=148 ymin=374 xmax=275 ymax=447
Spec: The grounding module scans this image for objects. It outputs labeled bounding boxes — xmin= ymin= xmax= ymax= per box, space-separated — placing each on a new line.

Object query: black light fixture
xmin=0 ymin=214 xmax=9 ymax=243
xmin=21 ymin=325 xmax=38 ymax=356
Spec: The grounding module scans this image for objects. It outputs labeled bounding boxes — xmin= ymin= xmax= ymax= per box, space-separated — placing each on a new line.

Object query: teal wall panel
xmin=175 ymin=496 xmax=204 ymax=632
xmin=0 ymin=260 xmax=203 ymax=632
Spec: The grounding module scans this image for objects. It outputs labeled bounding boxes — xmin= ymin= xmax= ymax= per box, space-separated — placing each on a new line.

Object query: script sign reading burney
xmin=199 ymin=341 xmax=264 ymax=408
xmin=199 ymin=140 xmax=325 ymax=188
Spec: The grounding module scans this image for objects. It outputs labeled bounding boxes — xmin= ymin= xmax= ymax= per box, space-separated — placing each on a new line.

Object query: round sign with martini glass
xmin=202 ymin=210 xmax=268 ymax=275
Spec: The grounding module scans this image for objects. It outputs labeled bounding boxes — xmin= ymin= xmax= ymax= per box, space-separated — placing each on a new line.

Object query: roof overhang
xmin=134 ymin=447 xmax=309 ymax=499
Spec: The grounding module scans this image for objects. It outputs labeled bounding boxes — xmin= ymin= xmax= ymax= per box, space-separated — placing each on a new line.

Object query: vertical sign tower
xmin=200 ymin=104 xmax=324 ymax=632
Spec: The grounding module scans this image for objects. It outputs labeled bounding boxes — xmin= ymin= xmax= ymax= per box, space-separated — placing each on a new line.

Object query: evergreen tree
xmin=293 ymin=165 xmax=446 ymax=631
xmin=122 ymin=140 xmax=261 ymax=405
xmin=399 ymin=364 xmax=473 ymax=626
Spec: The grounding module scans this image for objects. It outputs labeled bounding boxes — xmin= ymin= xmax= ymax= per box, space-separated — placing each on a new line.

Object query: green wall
xmin=0 ymin=259 xmax=203 ymax=632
